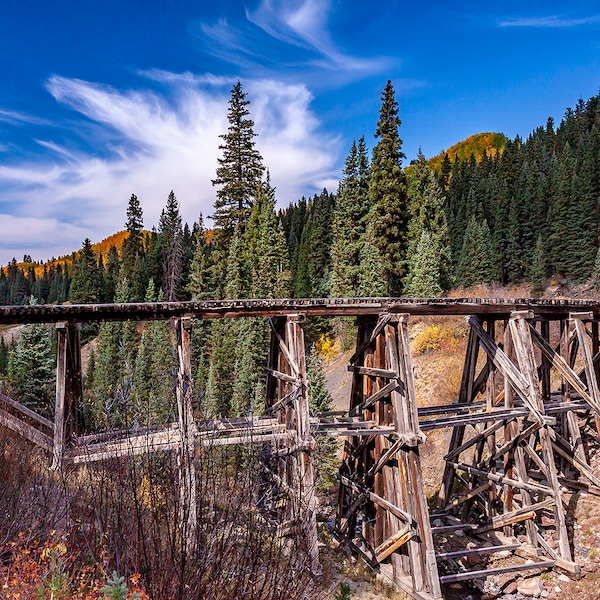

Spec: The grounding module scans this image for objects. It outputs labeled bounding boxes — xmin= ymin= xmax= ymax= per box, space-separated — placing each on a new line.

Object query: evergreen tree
xmin=69 ymin=239 xmax=102 ymax=303
xmin=6 ymin=259 xmax=30 ymax=304
xmin=0 ymin=337 xmax=9 ymax=377
xmin=592 ymin=246 xmax=600 ymax=289
xmin=367 ymin=80 xmax=409 ymax=294
xmin=404 ymin=231 xmax=444 ymax=297
xmin=122 ymin=193 xmax=145 ymax=301
xmin=231 ymin=180 xmax=291 ymax=415
xmin=212 ymin=80 xmax=265 ymax=234
xmin=186 ymin=214 xmax=210 ymax=300
xmin=132 ymin=282 xmax=176 ymax=424
xmin=244 ymin=179 xmax=291 ymax=298
xmin=158 ymin=190 xmax=184 ymax=301
xmin=294 ymin=190 xmax=335 ymax=297
xmin=7 ymin=300 xmax=55 ymax=417
xmin=358 ymin=227 xmax=387 ymax=296
xmin=307 ymin=346 xmax=338 ymax=493
xmin=104 ymin=245 xmax=120 ymax=302
xmin=457 ymin=217 xmax=498 ymax=287
xmin=331 ymin=137 xmax=370 ymax=297
xmin=307 ymin=347 xmax=333 ymax=413
xmin=531 ymin=235 xmax=547 ymax=295
xmin=407 ymin=152 xmax=452 ymax=291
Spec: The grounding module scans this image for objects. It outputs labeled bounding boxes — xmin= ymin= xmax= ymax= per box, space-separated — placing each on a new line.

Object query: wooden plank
xmin=474 ymin=498 xmax=555 ymax=534
xmin=396 ymin=319 xmax=441 ymax=598
xmin=451 ymin=462 xmax=554 ymax=495
xmin=444 ymin=420 xmax=505 ymax=462
xmin=0 ymin=393 xmax=54 ymax=430
xmin=51 ymin=323 xmax=68 ymax=469
xmin=574 ymin=318 xmax=600 ymax=429
xmin=5 ymin=297 xmax=600 ymax=326
xmin=268 ymin=317 xmax=300 ymax=376
xmin=338 ymin=474 xmax=413 ymax=524
xmin=0 ymin=408 xmax=53 ymax=451
xmin=349 ymin=312 xmax=392 ymax=364
xmin=510 ymin=316 xmax=572 ymax=562
xmin=529 ymin=323 xmax=595 ymax=407
xmin=366 ymin=438 xmax=403 ymax=478
xmin=265 ymin=367 xmax=298 ymax=384
xmin=552 ymin=439 xmax=600 ymax=487
xmin=374 ymin=525 xmax=414 ymax=564
xmin=347 ymin=365 xmax=398 ymax=379
xmin=473 ymin=316 xmax=544 ymax=422
xmin=439 ymin=561 xmax=555 ymax=584
xmin=350 ymin=380 xmax=402 ymax=416
xmin=436 ymin=544 xmax=520 ymax=560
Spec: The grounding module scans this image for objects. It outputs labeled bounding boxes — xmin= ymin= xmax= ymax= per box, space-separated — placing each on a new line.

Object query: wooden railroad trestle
xmin=3 ymin=298 xmax=600 ymax=599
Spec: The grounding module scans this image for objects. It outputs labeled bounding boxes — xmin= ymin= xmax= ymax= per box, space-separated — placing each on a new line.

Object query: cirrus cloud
xmin=0 ymin=73 xmax=340 ymax=265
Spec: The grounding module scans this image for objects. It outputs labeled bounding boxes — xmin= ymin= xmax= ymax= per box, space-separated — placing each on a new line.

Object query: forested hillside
xmin=3 ymin=81 xmax=600 ymax=423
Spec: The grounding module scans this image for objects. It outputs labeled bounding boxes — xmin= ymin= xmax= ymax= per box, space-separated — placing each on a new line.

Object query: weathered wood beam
xmin=5 ymin=296 xmax=600 ymax=325
xmin=51 ymin=322 xmax=83 ymax=470
xmin=439 ymin=561 xmax=555 ymax=584
xmin=0 ymin=408 xmax=53 ymax=451
xmin=0 ymin=393 xmax=54 ymax=431
xmin=374 ymin=525 xmax=414 ymax=564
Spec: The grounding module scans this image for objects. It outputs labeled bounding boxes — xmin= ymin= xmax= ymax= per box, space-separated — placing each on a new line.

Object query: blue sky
xmin=1 ymin=0 xmax=600 ymax=265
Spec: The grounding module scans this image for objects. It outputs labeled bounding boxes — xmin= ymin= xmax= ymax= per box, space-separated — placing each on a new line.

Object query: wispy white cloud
xmin=498 ymin=14 xmax=600 ymax=28
xmin=0 ymin=109 xmax=48 ymax=126
xmin=247 ymin=0 xmax=381 ymax=71
xmin=197 ymin=0 xmax=389 ymax=77
xmin=0 ymin=73 xmax=340 ymax=265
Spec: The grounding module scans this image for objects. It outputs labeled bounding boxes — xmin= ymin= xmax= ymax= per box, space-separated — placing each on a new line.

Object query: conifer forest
xmin=3 ymin=80 xmax=600 ymax=598
xmin=3 ymin=81 xmax=600 ymax=422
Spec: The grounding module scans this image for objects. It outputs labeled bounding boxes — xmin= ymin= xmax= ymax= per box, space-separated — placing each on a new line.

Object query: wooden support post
xmin=509 ymin=313 xmax=572 ymax=562
xmin=572 ymin=315 xmax=600 ymax=435
xmin=394 ymin=316 xmax=442 ymax=598
xmin=52 ymin=322 xmax=84 ymax=470
xmin=540 ymin=320 xmax=551 ymax=402
xmin=176 ymin=317 xmax=197 ymax=555
xmin=266 ymin=315 xmax=319 ymax=574
xmin=438 ymin=325 xmax=480 ymax=508
xmin=289 ymin=315 xmax=320 ymax=574
xmin=337 ymin=314 xmax=441 ymax=598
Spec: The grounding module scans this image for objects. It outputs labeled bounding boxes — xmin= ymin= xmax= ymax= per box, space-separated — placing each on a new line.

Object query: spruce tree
xmin=0 ymin=337 xmax=8 ymax=376
xmin=367 ymin=80 xmax=409 ymax=294
xmin=457 ymin=217 xmax=498 ymax=287
xmin=407 ymin=152 xmax=452 ymax=291
xmin=307 ymin=347 xmax=333 ymax=413
xmin=104 ymin=245 xmax=120 ymax=302
xmin=331 ymin=137 xmax=370 ymax=297
xmin=231 ymin=180 xmax=291 ymax=415
xmin=69 ymin=239 xmax=102 ymax=303
xmin=358 ymin=227 xmax=387 ymax=297
xmin=122 ymin=193 xmax=145 ymax=301
xmin=158 ymin=190 xmax=184 ymax=301
xmin=133 ymin=283 xmax=176 ymax=424
xmin=592 ymin=246 xmax=600 ymax=289
xmin=212 ymin=80 xmax=265 ymax=234
xmin=531 ymin=235 xmax=547 ymax=295
xmin=404 ymin=231 xmax=444 ymax=297
xmin=7 ymin=300 xmax=55 ymax=417
xmin=186 ymin=214 xmax=210 ymax=300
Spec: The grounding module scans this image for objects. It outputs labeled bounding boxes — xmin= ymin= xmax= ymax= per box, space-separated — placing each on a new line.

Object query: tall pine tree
xmin=212 ymin=80 xmax=265 ymax=234
xmin=367 ymin=80 xmax=409 ymax=294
